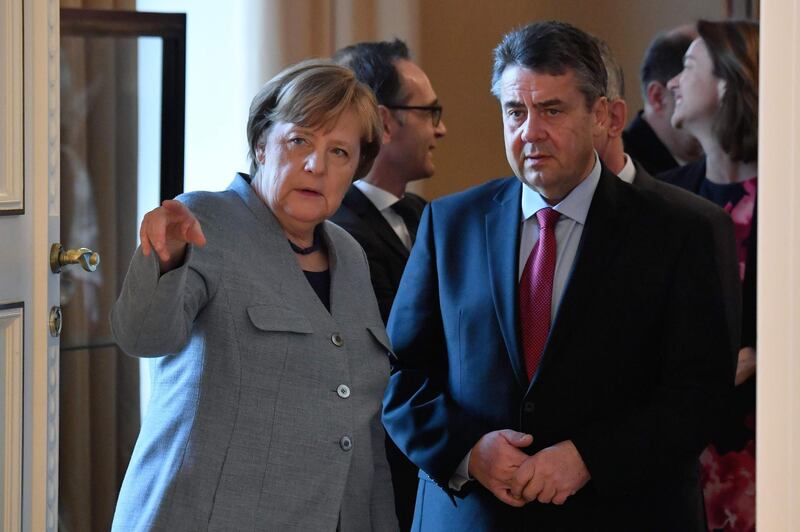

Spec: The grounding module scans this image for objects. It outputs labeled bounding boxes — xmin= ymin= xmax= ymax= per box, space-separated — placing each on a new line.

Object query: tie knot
xmin=536 ymin=207 xmax=560 ymax=230
xmin=392 ymin=196 xmax=415 ymax=214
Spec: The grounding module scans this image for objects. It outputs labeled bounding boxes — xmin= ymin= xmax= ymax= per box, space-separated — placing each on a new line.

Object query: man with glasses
xmin=331 ymin=38 xmax=447 ymax=531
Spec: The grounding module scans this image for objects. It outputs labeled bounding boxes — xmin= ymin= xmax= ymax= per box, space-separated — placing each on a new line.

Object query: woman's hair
xmin=246 ymin=59 xmax=382 ymax=179
xmin=698 ymin=20 xmax=759 ymax=163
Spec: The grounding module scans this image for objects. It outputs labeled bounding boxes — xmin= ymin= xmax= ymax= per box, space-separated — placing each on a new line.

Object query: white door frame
xmin=758 ymin=0 xmax=800 ymax=529
xmin=22 ymin=0 xmax=60 ymax=529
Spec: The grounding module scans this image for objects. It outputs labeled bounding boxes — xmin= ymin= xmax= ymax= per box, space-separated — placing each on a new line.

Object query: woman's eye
xmin=332 ymin=147 xmax=349 ymax=158
xmin=289 ymin=137 xmax=308 ymax=146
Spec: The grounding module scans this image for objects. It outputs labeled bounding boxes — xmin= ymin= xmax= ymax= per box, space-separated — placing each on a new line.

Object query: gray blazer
xmin=110 ymin=175 xmax=398 ymax=531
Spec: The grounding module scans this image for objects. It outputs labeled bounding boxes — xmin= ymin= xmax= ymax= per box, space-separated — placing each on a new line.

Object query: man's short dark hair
xmin=333 ymin=39 xmax=411 ymax=106
xmin=640 ymin=31 xmax=694 ymax=94
xmin=490 ymin=21 xmax=607 ymax=109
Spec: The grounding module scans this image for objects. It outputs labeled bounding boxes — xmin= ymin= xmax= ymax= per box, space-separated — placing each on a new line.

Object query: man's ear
xmin=646 ymin=81 xmax=667 ymax=112
xmin=593 ymin=96 xmax=610 ymax=130
xmin=607 ymin=99 xmax=628 ymax=138
xmin=378 ymin=105 xmax=394 ymax=144
xmin=255 ymin=143 xmax=266 ymax=165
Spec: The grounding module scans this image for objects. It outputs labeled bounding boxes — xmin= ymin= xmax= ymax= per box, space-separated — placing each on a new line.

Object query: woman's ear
xmin=717 ymin=79 xmax=727 ymax=101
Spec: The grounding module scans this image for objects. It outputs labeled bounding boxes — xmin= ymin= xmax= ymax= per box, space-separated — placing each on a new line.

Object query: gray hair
xmin=593 ymin=36 xmax=625 ymax=100
xmin=490 ymin=21 xmax=607 ymax=109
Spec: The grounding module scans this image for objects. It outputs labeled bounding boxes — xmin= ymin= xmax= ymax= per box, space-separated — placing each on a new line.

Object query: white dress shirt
xmin=353 ymin=180 xmax=413 ymax=250
xmin=449 ymin=153 xmax=603 ymax=490
xmin=617 ymin=154 xmax=636 ymax=184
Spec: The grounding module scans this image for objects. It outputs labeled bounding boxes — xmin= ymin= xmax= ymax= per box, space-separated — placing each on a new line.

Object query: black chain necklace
xmin=288 ymin=225 xmax=322 ymax=255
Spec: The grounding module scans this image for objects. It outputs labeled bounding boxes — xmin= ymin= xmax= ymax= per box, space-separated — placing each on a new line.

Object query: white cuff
xmin=447 ymin=451 xmax=473 ymax=491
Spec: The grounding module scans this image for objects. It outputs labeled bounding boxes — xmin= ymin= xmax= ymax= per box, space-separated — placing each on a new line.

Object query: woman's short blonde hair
xmin=247 ymin=59 xmax=382 ymax=180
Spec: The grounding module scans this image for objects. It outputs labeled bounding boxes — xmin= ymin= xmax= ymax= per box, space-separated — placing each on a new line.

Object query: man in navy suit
xmin=383 ymin=21 xmax=733 ymax=531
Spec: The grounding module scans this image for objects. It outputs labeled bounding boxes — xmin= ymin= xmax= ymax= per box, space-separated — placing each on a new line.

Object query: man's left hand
xmin=509 ymin=440 xmax=590 ymax=505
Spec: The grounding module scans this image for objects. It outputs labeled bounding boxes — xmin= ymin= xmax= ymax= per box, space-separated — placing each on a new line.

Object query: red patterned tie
xmin=519 ymin=207 xmax=560 ymax=381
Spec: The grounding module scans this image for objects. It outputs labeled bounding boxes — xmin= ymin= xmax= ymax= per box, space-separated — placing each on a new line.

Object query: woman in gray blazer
xmin=110 ymin=60 xmax=398 ymax=531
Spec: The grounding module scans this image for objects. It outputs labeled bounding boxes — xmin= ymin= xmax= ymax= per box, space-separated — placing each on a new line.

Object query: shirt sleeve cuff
xmin=448 ymin=451 xmax=473 ymax=491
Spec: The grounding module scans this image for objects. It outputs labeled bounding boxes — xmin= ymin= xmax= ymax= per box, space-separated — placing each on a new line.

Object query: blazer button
xmin=331 ymin=333 xmax=344 ymax=347
xmin=339 ymin=436 xmax=353 ymax=452
xmin=523 ymin=402 xmax=535 ymax=414
xmin=337 ymin=384 xmax=351 ymax=399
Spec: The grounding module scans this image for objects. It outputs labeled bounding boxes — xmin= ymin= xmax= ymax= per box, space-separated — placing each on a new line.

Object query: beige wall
xmin=413 ymin=0 xmax=723 ymax=199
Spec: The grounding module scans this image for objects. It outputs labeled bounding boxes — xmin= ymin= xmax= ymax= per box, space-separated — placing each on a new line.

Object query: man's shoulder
xmin=630 ymin=164 xmax=726 ymax=239
xmin=430 ymin=176 xmax=519 ymax=213
xmin=329 ymin=185 xmax=371 ymax=227
xmin=404 ymin=191 xmax=428 ymax=211
xmin=638 ymin=167 xmax=726 ymax=222
xmin=657 ymin=159 xmax=706 ymax=192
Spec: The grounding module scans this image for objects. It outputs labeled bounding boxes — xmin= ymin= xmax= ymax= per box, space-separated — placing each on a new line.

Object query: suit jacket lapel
xmin=343 ymin=186 xmax=410 ymax=260
xmin=485 ymin=180 xmax=528 ymax=390
xmin=538 ymin=168 xmax=631 ymax=378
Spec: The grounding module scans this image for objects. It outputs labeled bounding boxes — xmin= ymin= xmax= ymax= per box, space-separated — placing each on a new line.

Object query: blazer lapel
xmin=485 ymin=179 xmax=528 ymax=390
xmin=230 ymin=173 xmax=337 ymax=324
xmin=344 ymin=186 xmax=410 ymax=260
xmin=538 ymin=168 xmax=631 ymax=376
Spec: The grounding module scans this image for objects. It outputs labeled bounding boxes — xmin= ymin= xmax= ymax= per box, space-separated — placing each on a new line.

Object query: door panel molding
xmin=0 ymin=303 xmax=23 ymax=532
xmin=0 ymin=0 xmax=23 ymax=215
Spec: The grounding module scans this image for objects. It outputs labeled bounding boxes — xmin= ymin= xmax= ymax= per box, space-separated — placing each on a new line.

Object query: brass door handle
xmin=50 ymin=243 xmax=101 ymax=273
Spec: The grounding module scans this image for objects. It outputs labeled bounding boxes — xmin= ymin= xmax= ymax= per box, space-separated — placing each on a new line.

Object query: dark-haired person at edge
xmin=623 ymin=26 xmax=704 ymax=176
xmin=330 ymin=38 xmax=447 ymax=531
xmin=110 ymin=60 xmax=398 ymax=531
xmin=663 ymin=19 xmax=759 ymax=532
xmin=382 ymin=21 xmax=732 ymax=531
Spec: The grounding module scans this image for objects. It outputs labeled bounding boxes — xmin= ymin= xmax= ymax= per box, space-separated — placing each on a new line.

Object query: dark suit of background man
xmin=623 ymin=26 xmax=703 ymax=176
xmin=330 ymin=39 xmax=447 ymax=531
xmin=593 ymin=36 xmax=741 ymax=363
xmin=383 ymin=21 xmax=734 ymax=531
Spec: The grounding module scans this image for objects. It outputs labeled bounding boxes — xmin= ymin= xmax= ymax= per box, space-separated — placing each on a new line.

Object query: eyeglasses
xmin=387 ymin=105 xmax=443 ymax=127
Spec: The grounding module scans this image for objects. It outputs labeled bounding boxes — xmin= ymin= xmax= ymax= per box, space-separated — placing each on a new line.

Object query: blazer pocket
xmin=246 ymin=304 xmax=314 ymax=334
xmin=366 ymin=325 xmax=395 ymax=357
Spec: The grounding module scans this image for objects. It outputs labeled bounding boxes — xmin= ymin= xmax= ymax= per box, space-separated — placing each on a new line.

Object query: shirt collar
xmin=354 ymin=180 xmax=401 ymax=211
xmin=617 ymin=154 xmax=636 ymax=184
xmin=521 ymin=152 xmax=602 ymax=225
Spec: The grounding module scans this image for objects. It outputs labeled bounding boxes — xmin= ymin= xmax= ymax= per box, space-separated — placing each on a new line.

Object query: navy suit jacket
xmin=383 ymin=167 xmax=734 ymax=531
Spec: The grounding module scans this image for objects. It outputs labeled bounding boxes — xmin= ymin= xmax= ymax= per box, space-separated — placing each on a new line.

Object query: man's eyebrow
xmin=502 ymin=99 xmax=525 ymax=110
xmin=534 ymin=99 xmax=564 ymax=108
